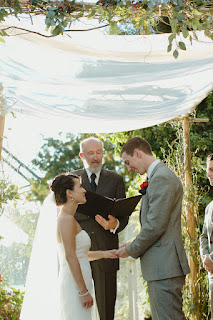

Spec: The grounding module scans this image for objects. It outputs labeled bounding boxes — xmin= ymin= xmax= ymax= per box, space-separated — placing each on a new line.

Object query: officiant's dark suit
xmin=73 ymin=137 xmax=128 ymax=320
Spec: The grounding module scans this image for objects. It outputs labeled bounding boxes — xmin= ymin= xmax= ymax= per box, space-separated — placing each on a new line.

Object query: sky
xmin=2 ymin=112 xmax=69 ymax=187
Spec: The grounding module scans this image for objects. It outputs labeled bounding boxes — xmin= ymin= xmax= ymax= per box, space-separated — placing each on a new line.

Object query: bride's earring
xmin=71 ymin=198 xmax=74 ymax=201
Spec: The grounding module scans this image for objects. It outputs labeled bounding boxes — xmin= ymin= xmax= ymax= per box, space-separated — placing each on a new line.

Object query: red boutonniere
xmin=139 ymin=181 xmax=148 ymax=195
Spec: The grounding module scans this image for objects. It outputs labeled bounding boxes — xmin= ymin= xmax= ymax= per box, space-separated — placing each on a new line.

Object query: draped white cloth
xmin=0 ymin=15 xmax=213 ymax=133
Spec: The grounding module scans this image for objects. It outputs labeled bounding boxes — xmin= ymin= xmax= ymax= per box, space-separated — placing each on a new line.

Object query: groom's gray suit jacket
xmin=126 ymin=161 xmax=190 ymax=281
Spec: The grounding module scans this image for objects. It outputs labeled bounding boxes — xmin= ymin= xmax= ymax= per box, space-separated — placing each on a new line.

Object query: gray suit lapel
xmin=140 ymin=162 xmax=164 ymax=224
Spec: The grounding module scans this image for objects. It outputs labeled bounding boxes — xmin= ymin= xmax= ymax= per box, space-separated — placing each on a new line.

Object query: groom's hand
xmin=115 ymin=246 xmax=129 ymax=258
xmin=95 ymin=214 xmax=118 ymax=230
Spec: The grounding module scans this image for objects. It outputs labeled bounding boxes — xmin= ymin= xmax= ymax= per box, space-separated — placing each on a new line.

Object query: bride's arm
xmin=58 ymin=215 xmax=93 ymax=307
xmin=88 ymin=250 xmax=118 ymax=261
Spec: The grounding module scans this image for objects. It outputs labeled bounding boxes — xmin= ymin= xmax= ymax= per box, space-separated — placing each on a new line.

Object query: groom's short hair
xmin=207 ymin=153 xmax=213 ymax=163
xmin=121 ymin=136 xmax=152 ymax=156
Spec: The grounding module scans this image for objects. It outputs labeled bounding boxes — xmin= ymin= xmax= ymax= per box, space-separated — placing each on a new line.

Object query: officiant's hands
xmin=95 ymin=214 xmax=118 ymax=230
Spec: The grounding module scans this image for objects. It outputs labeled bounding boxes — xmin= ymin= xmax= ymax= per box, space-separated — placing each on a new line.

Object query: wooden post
xmin=183 ymin=116 xmax=198 ymax=320
xmin=0 ymin=115 xmax=5 ymax=161
xmin=127 ymin=259 xmax=138 ymax=320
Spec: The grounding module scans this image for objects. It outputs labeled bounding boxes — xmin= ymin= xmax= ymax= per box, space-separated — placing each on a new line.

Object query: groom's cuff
xmin=110 ymin=219 xmax=120 ymax=234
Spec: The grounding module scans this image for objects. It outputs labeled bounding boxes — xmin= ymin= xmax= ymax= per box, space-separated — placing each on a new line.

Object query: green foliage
xmin=0 ymin=279 xmax=24 ymax=320
xmin=0 ymin=0 xmax=212 ymax=58
xmin=0 ymin=180 xmax=20 ymax=212
xmin=0 ymin=203 xmax=39 ymax=290
xmin=28 ymin=133 xmax=128 ymax=202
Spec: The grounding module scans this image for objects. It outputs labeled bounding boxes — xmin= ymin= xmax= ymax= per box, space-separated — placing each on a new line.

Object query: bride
xmin=20 ymin=173 xmax=117 ymax=320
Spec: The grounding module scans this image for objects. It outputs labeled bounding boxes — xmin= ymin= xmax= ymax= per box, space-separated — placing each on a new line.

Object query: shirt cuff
xmin=110 ymin=219 xmax=120 ymax=234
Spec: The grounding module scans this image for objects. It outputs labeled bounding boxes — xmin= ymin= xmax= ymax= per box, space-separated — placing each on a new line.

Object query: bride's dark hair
xmin=50 ymin=173 xmax=79 ymax=206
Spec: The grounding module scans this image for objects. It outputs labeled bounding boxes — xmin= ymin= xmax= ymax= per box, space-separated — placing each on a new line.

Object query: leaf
xmin=0 ymin=37 xmax=5 ymax=43
xmin=182 ymin=26 xmax=188 ymax=39
xmin=110 ymin=21 xmax=118 ymax=33
xmin=148 ymin=2 xmax=153 ymax=10
xmin=47 ymin=10 xmax=56 ymax=19
xmin=51 ymin=24 xmax=63 ymax=36
xmin=45 ymin=17 xmax=51 ymax=28
xmin=178 ymin=41 xmax=186 ymax=50
xmin=193 ymin=31 xmax=198 ymax=40
xmin=49 ymin=6 xmax=57 ymax=11
xmin=61 ymin=20 xmax=67 ymax=28
xmin=108 ymin=10 xmax=112 ymax=21
xmin=192 ymin=9 xmax=202 ymax=16
xmin=204 ymin=29 xmax=211 ymax=37
xmin=178 ymin=14 xmax=185 ymax=21
xmin=99 ymin=14 xmax=103 ymax=23
xmin=167 ymin=43 xmax=172 ymax=52
xmin=177 ymin=0 xmax=184 ymax=8
xmin=173 ymin=49 xmax=179 ymax=59
xmin=168 ymin=33 xmax=175 ymax=44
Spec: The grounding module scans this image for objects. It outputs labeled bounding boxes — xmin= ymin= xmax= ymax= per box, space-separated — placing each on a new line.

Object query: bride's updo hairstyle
xmin=50 ymin=173 xmax=79 ymax=206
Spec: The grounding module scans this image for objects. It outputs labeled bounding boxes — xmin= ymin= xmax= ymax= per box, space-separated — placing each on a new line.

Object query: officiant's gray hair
xmin=80 ymin=137 xmax=104 ymax=153
xmin=121 ymin=136 xmax=152 ymax=156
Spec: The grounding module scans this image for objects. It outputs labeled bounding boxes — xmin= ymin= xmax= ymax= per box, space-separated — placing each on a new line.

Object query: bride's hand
xmin=80 ymin=293 xmax=93 ymax=308
xmin=103 ymin=249 xmax=119 ymax=259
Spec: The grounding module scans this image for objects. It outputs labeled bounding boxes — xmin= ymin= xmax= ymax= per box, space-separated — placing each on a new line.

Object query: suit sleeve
xmin=114 ymin=174 xmax=129 ymax=233
xmin=126 ymin=172 xmax=182 ymax=259
xmin=200 ymin=205 xmax=211 ymax=260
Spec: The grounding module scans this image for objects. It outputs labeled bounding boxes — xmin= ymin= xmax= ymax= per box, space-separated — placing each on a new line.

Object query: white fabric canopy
xmin=0 ymin=15 xmax=213 ymax=133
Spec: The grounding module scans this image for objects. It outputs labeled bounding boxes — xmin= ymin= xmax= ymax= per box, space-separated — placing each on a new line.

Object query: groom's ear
xmin=134 ymin=148 xmax=142 ymax=159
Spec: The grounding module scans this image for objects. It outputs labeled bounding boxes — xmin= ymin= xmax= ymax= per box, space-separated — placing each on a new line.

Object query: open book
xmin=77 ymin=190 xmax=142 ymax=219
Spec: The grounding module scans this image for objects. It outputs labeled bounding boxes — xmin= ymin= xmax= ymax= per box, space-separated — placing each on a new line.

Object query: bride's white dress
xmin=58 ymin=230 xmax=94 ymax=320
xmin=20 ymin=195 xmax=100 ymax=320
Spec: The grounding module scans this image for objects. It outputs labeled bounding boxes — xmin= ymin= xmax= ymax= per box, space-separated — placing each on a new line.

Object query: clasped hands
xmin=202 ymin=254 xmax=213 ymax=273
xmin=104 ymin=243 xmax=130 ymax=259
xmin=94 ymin=214 xmax=130 ymax=258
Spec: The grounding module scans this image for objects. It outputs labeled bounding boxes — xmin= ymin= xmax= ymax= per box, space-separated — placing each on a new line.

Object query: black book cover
xmin=77 ymin=190 xmax=142 ymax=219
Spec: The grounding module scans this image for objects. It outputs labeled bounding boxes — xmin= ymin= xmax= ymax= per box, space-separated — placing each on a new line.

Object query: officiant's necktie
xmin=90 ymin=173 xmax=97 ymax=192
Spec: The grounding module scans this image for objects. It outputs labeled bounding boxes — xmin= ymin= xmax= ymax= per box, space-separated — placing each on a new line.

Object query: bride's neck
xmin=61 ymin=201 xmax=78 ymax=216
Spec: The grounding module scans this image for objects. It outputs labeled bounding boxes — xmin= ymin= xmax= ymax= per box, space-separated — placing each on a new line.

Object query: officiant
xmin=73 ymin=137 xmax=129 ymax=320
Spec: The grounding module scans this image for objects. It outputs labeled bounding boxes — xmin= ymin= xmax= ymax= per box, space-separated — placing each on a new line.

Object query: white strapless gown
xmin=57 ymin=230 xmax=97 ymax=320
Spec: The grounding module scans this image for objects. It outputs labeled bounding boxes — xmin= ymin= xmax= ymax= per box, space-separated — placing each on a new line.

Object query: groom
xmin=116 ymin=136 xmax=190 ymax=320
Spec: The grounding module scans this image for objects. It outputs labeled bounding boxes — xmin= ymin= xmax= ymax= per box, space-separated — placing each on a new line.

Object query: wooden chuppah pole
xmin=183 ymin=116 xmax=197 ymax=290
xmin=182 ymin=116 xmax=209 ymax=320
xmin=0 ymin=115 xmax=5 ymax=161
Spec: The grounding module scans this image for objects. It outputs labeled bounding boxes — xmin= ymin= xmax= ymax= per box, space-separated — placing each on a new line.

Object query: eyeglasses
xmin=84 ymin=151 xmax=104 ymax=158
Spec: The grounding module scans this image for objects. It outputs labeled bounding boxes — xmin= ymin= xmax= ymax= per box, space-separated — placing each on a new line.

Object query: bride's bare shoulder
xmin=58 ymin=214 xmax=75 ymax=226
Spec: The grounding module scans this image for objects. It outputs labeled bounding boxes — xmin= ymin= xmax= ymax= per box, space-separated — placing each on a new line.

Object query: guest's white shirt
xmin=85 ymin=168 xmax=101 ymax=184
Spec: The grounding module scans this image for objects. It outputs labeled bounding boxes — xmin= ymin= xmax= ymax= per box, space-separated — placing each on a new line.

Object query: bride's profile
xmin=20 ymin=173 xmax=117 ymax=320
